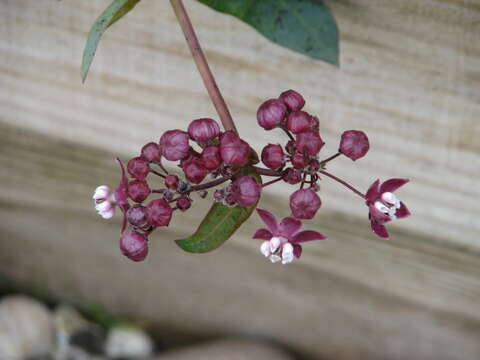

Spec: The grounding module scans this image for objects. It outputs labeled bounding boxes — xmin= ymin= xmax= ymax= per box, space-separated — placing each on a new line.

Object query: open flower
xmin=366 ymin=178 xmax=411 ymax=239
xmin=253 ymin=209 xmax=326 ymax=264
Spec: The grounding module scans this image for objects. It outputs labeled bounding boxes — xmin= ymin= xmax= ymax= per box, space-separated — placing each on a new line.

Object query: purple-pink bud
xmin=285 ymin=140 xmax=296 ymax=155
xmin=127 ymin=180 xmax=151 ymax=203
xmin=127 ymin=157 xmax=149 ymax=179
xmin=201 ymin=145 xmax=222 ymax=170
xmin=296 ymin=131 xmax=324 ymax=156
xmin=231 ymin=176 xmax=261 ymax=207
xmin=291 ymin=152 xmax=308 ymax=169
xmin=283 ymin=168 xmax=302 ymax=185
xmin=286 ymin=111 xmax=312 ymax=134
xmin=261 ymin=144 xmax=284 ymax=170
xmin=120 ymin=231 xmax=148 ymax=262
xmin=279 ymin=89 xmax=305 ymax=112
xmin=257 ymin=99 xmax=287 ymax=130
xmin=308 ymin=159 xmax=320 ymax=172
xmin=141 ymin=142 xmax=161 ymax=162
xmin=147 ymin=198 xmax=173 ymax=227
xmin=188 ymin=118 xmax=220 ymax=143
xmin=339 ymin=130 xmax=370 ymax=161
xmin=182 ymin=159 xmax=208 ymax=184
xmin=177 ymin=196 xmax=191 ymax=211
xmin=165 ymin=175 xmax=179 ymax=190
xmin=289 ymin=188 xmax=321 ymax=219
xmin=126 ymin=204 xmax=148 ymax=227
xmin=159 ymin=130 xmax=190 ymax=161
xmin=219 ymin=131 xmax=250 ymax=167
xmin=310 ymin=116 xmax=319 ymax=132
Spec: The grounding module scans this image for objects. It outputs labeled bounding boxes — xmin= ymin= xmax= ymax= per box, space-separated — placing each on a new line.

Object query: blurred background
xmin=1 ymin=0 xmax=479 ymax=359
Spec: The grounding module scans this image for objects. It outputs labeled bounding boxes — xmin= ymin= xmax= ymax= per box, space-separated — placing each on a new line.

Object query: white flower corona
xmin=93 ymin=185 xmax=116 ymax=219
xmin=375 ymin=192 xmax=402 ymax=220
xmin=259 ymin=236 xmax=294 ymax=264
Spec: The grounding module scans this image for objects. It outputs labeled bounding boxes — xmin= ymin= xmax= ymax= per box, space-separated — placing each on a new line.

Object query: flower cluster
xmin=94 ymin=89 xmax=410 ymax=264
xmin=94 ymin=118 xmax=262 ymax=261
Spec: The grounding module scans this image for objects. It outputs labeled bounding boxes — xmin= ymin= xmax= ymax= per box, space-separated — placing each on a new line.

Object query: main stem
xmin=170 ymin=0 xmax=237 ymax=133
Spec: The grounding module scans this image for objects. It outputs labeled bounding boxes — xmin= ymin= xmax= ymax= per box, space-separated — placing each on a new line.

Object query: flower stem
xmin=254 ymin=166 xmax=282 ymax=177
xmin=319 ymin=170 xmax=365 ymax=199
xmin=150 ymin=168 xmax=166 ymax=178
xmin=262 ymin=177 xmax=283 ymax=188
xmin=170 ymin=0 xmax=236 ymax=133
xmin=190 ymin=174 xmax=232 ymax=192
xmin=320 ymin=152 xmax=341 ymax=165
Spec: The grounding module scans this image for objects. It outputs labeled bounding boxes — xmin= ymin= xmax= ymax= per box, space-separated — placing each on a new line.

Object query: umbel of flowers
xmin=94 ymin=90 xmax=410 ymax=263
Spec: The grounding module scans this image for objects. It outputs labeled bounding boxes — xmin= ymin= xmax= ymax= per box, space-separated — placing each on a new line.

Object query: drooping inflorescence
xmin=94 ymin=90 xmax=410 ymax=263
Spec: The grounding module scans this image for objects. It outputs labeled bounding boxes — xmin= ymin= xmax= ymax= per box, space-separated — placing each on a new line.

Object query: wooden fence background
xmin=0 ymin=0 xmax=479 ymax=359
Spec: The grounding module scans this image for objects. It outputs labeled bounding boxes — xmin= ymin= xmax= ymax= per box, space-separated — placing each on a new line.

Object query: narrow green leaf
xmin=197 ymin=0 xmax=339 ymax=65
xmin=81 ymin=0 xmax=141 ymax=82
xmin=175 ymin=168 xmax=261 ymax=253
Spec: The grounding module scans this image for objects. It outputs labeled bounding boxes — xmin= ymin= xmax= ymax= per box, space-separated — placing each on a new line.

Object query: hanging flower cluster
xmin=94 ymin=90 xmax=410 ymax=263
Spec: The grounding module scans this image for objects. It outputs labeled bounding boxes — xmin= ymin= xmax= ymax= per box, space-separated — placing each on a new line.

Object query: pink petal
xmin=370 ymin=220 xmax=389 ymax=239
xmin=396 ymin=201 xmax=411 ymax=219
xmin=292 ymin=230 xmax=327 ymax=243
xmin=369 ymin=205 xmax=391 ymax=224
xmin=365 ymin=179 xmax=381 ymax=202
xmin=293 ymin=244 xmax=303 ymax=258
xmin=380 ymin=178 xmax=409 ymax=193
xmin=278 ymin=216 xmax=302 ymax=238
xmin=253 ymin=228 xmax=273 ymax=240
xmin=256 ymin=208 xmax=278 ymax=233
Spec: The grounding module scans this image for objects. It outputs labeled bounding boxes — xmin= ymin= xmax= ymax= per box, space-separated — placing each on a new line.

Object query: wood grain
xmin=1 ymin=0 xmax=480 ymax=359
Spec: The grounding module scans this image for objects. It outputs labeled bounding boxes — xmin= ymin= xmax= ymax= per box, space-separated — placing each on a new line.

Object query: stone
xmin=0 ymin=296 xmax=54 ymax=359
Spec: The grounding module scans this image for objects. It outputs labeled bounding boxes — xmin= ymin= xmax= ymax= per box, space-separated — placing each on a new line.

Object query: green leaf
xmin=81 ymin=0 xmax=141 ymax=82
xmin=175 ymin=168 xmax=261 ymax=253
xmin=197 ymin=0 xmax=339 ymax=65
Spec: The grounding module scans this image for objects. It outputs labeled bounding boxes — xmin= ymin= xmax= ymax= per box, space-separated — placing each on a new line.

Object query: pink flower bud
xmin=182 ymin=159 xmax=208 ymax=184
xmin=188 ymin=118 xmax=220 ymax=143
xmin=283 ymin=168 xmax=302 ymax=185
xmin=126 ymin=204 xmax=148 ymax=227
xmin=308 ymin=159 xmax=320 ymax=172
xmin=177 ymin=196 xmax=191 ymax=211
xmin=147 ymin=198 xmax=173 ymax=227
xmin=231 ymin=176 xmax=261 ymax=207
xmin=257 ymin=99 xmax=287 ymax=130
xmin=201 ymin=145 xmax=222 ymax=170
xmin=164 ymin=175 xmax=179 ymax=190
xmin=289 ymin=188 xmax=321 ymax=219
xmin=127 ymin=179 xmax=150 ymax=203
xmin=339 ymin=130 xmax=370 ymax=161
xmin=261 ymin=144 xmax=284 ymax=170
xmin=310 ymin=116 xmax=319 ymax=132
xmin=224 ymin=194 xmax=237 ymax=206
xmin=291 ymin=152 xmax=308 ymax=169
xmin=286 ymin=111 xmax=312 ymax=134
xmin=127 ymin=157 xmax=149 ymax=179
xmin=285 ymin=140 xmax=296 ymax=155
xmin=180 ymin=149 xmax=201 ymax=168
xmin=279 ymin=89 xmax=305 ymax=112
xmin=141 ymin=142 xmax=161 ymax=162
xmin=159 ymin=130 xmax=190 ymax=161
xmin=296 ymin=131 xmax=324 ymax=156
xmin=219 ymin=131 xmax=250 ymax=166
xmin=120 ymin=231 xmax=148 ymax=262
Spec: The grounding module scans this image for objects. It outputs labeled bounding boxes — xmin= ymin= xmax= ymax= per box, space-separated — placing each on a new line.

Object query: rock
xmin=153 ymin=339 xmax=293 ymax=360
xmin=104 ymin=326 xmax=153 ymax=359
xmin=53 ymin=305 xmax=104 ymax=359
xmin=0 ymin=295 xmax=54 ymax=359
